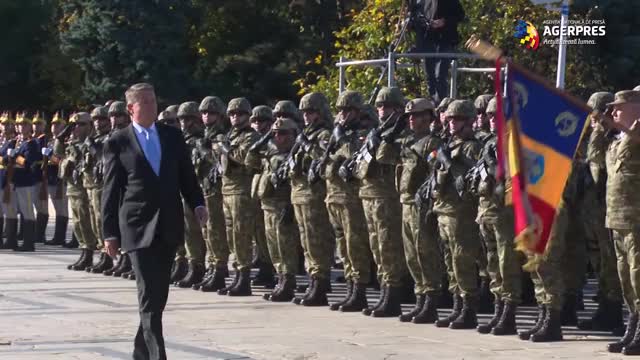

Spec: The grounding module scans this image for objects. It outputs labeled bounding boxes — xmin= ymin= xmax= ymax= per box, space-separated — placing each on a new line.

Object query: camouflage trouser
xmin=1 ymin=185 xmax=17 ymax=219
xmin=14 ymin=186 xmax=35 ymax=221
xmin=563 ymin=210 xmax=587 ymax=298
xmin=204 ymin=193 xmax=229 ymax=267
xmin=326 ymin=201 xmax=371 ymax=284
xmin=437 ymin=211 xmax=480 ymax=301
xmin=182 ymin=199 xmax=206 ymax=265
xmin=402 ymin=204 xmax=442 ymax=295
xmin=529 ymin=203 xmax=568 ymax=311
xmin=48 ymin=184 xmax=68 ymax=217
xmin=68 ymin=189 xmax=97 ymax=250
xmin=223 ymin=194 xmax=255 ymax=271
xmin=31 ymin=181 xmax=48 ymax=215
xmin=264 ymin=203 xmax=300 ymax=275
xmin=294 ymin=197 xmax=333 ymax=278
xmin=477 ymin=230 xmax=489 ymax=279
xmin=613 ymin=228 xmax=640 ymax=313
xmin=362 ymin=197 xmax=407 ymax=287
xmin=478 ymin=211 xmax=522 ymax=304
xmin=253 ymin=200 xmax=270 ymax=264
xmin=88 ymin=187 xmax=104 ymax=248
xmin=583 ymin=205 xmax=622 ymax=303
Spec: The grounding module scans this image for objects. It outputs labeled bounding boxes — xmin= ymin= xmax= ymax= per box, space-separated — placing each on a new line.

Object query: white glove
xmin=41 ymin=148 xmax=53 ymax=157
xmin=6 ymin=148 xmax=16 ymax=158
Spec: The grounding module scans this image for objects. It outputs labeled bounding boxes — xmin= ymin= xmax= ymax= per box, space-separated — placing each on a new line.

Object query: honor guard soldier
xmin=0 ymin=113 xmax=17 ymax=249
xmin=42 ymin=113 xmax=70 ymax=247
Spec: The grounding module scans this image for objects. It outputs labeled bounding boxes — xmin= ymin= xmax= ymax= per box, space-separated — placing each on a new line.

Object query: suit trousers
xmin=129 ymin=240 xmax=175 ymax=360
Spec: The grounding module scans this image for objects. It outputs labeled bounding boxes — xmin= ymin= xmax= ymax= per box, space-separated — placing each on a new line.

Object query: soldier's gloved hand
xmin=366 ymin=129 xmax=381 ymax=151
xmin=454 ymin=176 xmax=466 ymax=196
xmin=41 ymin=147 xmax=53 ymax=157
xmin=307 ymin=161 xmax=320 ymax=184
xmin=249 ymin=130 xmax=273 ymax=152
xmin=295 ymin=133 xmax=311 ymax=151
xmin=332 ymin=124 xmax=345 ymax=143
xmin=338 ymin=162 xmax=353 ymax=182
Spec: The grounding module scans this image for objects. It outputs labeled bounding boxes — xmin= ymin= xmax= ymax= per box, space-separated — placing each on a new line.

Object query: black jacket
xmin=425 ymin=0 xmax=466 ymax=45
xmin=101 ymin=123 xmax=204 ymax=252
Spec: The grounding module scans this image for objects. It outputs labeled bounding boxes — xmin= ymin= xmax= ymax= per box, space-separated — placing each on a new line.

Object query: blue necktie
xmin=143 ymin=128 xmax=161 ymax=176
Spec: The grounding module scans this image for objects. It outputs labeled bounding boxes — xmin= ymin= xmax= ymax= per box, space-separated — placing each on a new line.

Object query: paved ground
xmin=0 ymin=219 xmax=627 ymax=359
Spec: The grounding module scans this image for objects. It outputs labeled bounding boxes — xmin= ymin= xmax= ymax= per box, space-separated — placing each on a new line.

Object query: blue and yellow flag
xmin=500 ymin=65 xmax=590 ymax=254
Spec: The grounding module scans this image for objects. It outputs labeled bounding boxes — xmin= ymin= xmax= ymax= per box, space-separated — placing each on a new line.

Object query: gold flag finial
xmin=465 ymin=35 xmax=504 ymax=62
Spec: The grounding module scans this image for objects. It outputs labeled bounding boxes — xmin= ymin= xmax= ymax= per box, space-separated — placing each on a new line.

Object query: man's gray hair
xmin=125 ymin=83 xmax=155 ymax=104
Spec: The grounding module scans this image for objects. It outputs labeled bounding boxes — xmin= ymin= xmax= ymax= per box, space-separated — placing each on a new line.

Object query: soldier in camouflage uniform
xmin=82 ymin=106 xmax=114 ymax=273
xmin=596 ymin=90 xmax=640 ymax=355
xmin=577 ymin=92 xmax=624 ymax=333
xmin=0 ymin=114 xmax=19 ymax=250
xmin=431 ymin=100 xmax=483 ymax=329
xmin=379 ymin=98 xmax=444 ymax=323
xmin=55 ymin=113 xmax=98 ymax=270
xmin=315 ymin=91 xmax=371 ymax=310
xmin=346 ymin=86 xmax=408 ymax=317
xmin=287 ymin=93 xmax=334 ymax=306
xmin=42 ymin=113 xmax=70 ymax=247
xmin=249 ymin=105 xmax=277 ymax=288
xmin=435 ymin=97 xmax=454 ymax=137
xmin=246 ymin=118 xmax=300 ymax=301
xmin=173 ymin=102 xmax=209 ymax=288
xmin=191 ymin=96 xmax=230 ymax=292
xmin=473 ymin=97 xmax=522 ymax=335
xmin=108 ymin=101 xmax=131 ymax=130
xmin=216 ymin=97 xmax=260 ymax=297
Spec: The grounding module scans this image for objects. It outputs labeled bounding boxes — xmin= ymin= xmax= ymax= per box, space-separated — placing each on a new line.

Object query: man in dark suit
xmin=101 ymin=83 xmax=207 ymax=360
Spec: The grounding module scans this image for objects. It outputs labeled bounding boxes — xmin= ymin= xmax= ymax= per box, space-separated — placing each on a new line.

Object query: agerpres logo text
xmin=515 ymin=18 xmax=606 ymax=50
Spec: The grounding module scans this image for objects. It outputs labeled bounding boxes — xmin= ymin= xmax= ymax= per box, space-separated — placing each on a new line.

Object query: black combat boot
xmin=2 ymin=218 xmax=18 ymax=250
xmin=122 ymin=269 xmax=136 ymax=280
xmin=63 ymin=232 xmax=79 ymax=248
xmin=412 ymin=294 xmax=439 ymax=324
xmin=103 ymin=253 xmax=125 ymax=276
xmin=330 ymin=280 xmax=354 ymax=311
xmin=169 ymin=257 xmax=189 ymax=284
xmin=218 ymin=269 xmax=241 ymax=295
xmin=339 ymin=283 xmax=368 ymax=312
xmin=436 ymin=294 xmax=463 ymax=328
xmin=17 ymin=216 xmax=24 ymax=240
xmin=91 ymin=253 xmax=113 ymax=274
xmin=608 ymin=312 xmax=638 ymax=353
xmin=623 ymin=316 xmax=640 ymax=355
xmin=86 ymin=253 xmax=104 ymax=272
xmin=477 ymin=299 xmax=504 ymax=334
xmin=34 ymin=213 xmax=48 ymax=243
xmin=301 ymin=277 xmax=329 ymax=306
xmin=176 ymin=261 xmax=205 ymax=288
xmin=370 ymin=286 xmax=402 ymax=317
xmin=478 ymin=277 xmax=493 ymax=314
xmin=72 ymin=249 xmax=94 ymax=271
xmin=492 ymin=301 xmax=518 ymax=335
xmin=192 ymin=266 xmax=214 ymax=291
xmin=292 ymin=277 xmax=314 ymax=305
xmin=399 ymin=294 xmax=425 ymax=322
xmin=363 ymin=285 xmax=387 ymax=316
xmin=530 ymin=308 xmax=563 ymax=342
xmin=228 ymin=268 xmax=252 ymax=296
xmin=45 ymin=216 xmax=68 ymax=246
xmin=112 ymin=254 xmax=132 ymax=277
xmin=252 ymin=262 xmax=276 ymax=289
xmin=449 ymin=297 xmax=478 ymax=329
xmin=263 ymin=274 xmax=283 ymax=301
xmin=577 ymin=299 xmax=624 ymax=332
xmin=16 ymin=220 xmax=36 ymax=252
xmin=519 ymin=304 xmax=546 ymax=340
xmin=201 ymin=265 xmax=229 ymax=292
xmin=67 ymin=249 xmax=88 ymax=270
xmin=270 ymin=274 xmax=296 ymax=302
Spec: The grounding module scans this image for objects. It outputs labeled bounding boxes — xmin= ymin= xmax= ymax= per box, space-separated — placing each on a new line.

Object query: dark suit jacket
xmin=425 ymin=0 xmax=465 ymax=45
xmin=101 ymin=123 xmax=204 ymax=252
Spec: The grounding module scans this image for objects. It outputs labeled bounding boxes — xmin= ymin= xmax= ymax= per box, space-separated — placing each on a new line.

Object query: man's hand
xmin=104 ymin=238 xmax=120 ymax=258
xmin=431 ymin=18 xmax=446 ymax=29
xmin=195 ymin=206 xmax=208 ymax=227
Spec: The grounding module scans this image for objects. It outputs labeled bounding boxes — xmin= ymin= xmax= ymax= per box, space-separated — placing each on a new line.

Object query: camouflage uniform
xmin=432 ymin=100 xmax=482 ymax=328
xmin=44 ymin=113 xmax=70 ymax=245
xmin=199 ymin=96 xmax=230 ymax=270
xmin=290 ymin=93 xmax=335 ymax=284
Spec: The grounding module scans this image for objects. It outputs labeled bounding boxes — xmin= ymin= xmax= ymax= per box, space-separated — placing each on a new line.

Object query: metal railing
xmin=336 ymin=52 xmax=507 ymax=99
